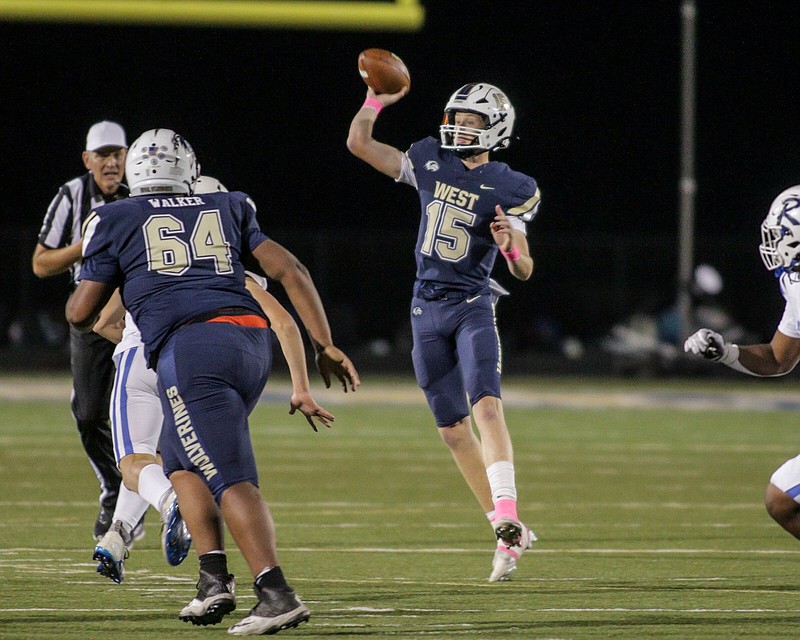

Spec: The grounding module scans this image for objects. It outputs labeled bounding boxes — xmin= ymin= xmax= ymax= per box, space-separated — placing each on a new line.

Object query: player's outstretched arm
xmin=684 ymin=327 xmax=800 ymax=376
xmin=491 ymin=205 xmax=534 ymax=281
xmin=346 ymin=87 xmax=407 ymax=179
xmin=245 ymin=277 xmax=334 ymax=431
xmin=252 ymin=239 xmax=361 ymax=392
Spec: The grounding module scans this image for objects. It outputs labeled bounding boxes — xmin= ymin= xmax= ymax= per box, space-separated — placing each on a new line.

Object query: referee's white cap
xmin=86 ymin=121 xmax=127 ymax=151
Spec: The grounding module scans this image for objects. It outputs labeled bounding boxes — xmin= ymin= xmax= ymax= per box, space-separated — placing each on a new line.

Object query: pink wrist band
xmin=362 ymin=98 xmax=383 ymax=114
xmin=500 ymin=246 xmax=521 ymax=262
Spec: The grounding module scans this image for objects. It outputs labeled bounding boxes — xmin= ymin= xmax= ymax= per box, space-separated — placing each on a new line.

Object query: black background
xmin=2 ymin=1 xmax=799 ymax=363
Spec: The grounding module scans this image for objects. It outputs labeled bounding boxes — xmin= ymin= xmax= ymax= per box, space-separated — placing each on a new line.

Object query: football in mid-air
xmin=358 ymin=48 xmax=411 ymax=95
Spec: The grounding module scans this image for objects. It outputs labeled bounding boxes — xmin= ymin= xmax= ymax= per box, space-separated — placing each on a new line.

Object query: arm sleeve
xmin=396 ymin=152 xmax=418 ymax=188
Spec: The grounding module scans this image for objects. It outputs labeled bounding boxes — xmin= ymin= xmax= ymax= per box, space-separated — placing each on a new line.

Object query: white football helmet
xmin=439 ymin=83 xmax=515 ymax=156
xmin=126 ymin=128 xmax=199 ymax=196
xmin=759 ymin=185 xmax=800 ymax=275
xmin=194 ymin=175 xmax=228 ymax=194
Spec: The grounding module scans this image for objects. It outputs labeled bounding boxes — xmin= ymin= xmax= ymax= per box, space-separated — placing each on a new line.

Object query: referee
xmin=32 ymin=121 xmax=134 ymax=541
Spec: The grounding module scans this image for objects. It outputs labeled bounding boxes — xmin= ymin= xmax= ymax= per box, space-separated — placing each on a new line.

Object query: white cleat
xmin=489 ymin=525 xmax=536 ymax=582
xmin=93 ymin=525 xmax=129 ymax=584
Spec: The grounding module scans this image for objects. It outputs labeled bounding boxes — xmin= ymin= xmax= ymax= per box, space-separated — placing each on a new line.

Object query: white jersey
xmin=115 ymin=311 xmax=144 ymax=356
xmin=777 ymin=272 xmax=800 ymax=339
xmin=766 ymin=271 xmax=800 ymax=501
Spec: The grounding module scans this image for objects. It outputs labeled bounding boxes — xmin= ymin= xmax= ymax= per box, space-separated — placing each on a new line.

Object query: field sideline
xmin=1 ymin=372 xmax=798 ymax=411
xmin=2 ymin=374 xmax=799 ymax=639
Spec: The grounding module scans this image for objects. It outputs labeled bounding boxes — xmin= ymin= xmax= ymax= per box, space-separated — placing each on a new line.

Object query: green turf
xmin=1 ymin=376 xmax=799 ymax=639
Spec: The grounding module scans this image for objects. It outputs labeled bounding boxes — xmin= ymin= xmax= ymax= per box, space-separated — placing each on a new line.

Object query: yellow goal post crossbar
xmin=0 ymin=0 xmax=425 ymax=30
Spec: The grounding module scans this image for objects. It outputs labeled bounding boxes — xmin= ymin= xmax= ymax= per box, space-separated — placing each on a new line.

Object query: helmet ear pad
xmin=125 ymin=129 xmax=199 ymax=196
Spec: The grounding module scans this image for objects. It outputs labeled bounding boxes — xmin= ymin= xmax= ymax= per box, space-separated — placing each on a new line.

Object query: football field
xmin=1 ymin=374 xmax=799 ymax=639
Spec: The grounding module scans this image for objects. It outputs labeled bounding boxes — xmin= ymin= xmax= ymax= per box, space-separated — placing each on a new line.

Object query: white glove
xmin=683 ymin=328 xmax=736 ymax=363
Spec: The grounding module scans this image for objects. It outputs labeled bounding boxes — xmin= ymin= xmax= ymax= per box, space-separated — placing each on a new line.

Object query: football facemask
xmin=126 ymin=128 xmax=199 ymax=196
xmin=440 ymin=83 xmax=515 ymax=156
xmin=759 ymin=186 xmax=800 ymax=275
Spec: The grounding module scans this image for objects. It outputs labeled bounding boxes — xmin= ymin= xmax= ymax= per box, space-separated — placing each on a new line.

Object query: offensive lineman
xmin=347 ymin=83 xmax=541 ymax=581
xmin=66 ymin=129 xmax=359 ymax=635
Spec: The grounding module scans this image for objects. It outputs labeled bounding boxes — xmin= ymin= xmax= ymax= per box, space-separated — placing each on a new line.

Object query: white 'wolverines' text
xmin=165 ymin=385 xmax=218 ymax=480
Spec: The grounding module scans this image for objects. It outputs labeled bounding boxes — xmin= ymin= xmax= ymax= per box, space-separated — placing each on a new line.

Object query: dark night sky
xmin=2 ymin=1 xmax=799 ymax=351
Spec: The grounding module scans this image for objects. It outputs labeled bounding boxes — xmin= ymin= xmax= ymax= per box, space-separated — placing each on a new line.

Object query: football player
xmin=684 ymin=186 xmax=800 ymax=539
xmin=348 ymin=83 xmax=540 ymax=581
xmin=66 ymin=131 xmax=358 ymax=635
xmin=91 ymin=177 xmax=334 ymax=587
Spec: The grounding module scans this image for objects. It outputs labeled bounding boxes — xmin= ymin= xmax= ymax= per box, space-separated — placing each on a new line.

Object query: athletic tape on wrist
xmin=500 ymin=246 xmax=521 ymax=262
xmin=362 ymin=98 xmax=383 ymax=115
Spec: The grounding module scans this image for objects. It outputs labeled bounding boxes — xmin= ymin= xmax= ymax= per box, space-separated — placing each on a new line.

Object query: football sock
xmin=111 ymin=484 xmax=150 ymax=534
xmin=492 ymin=498 xmax=519 ymax=524
xmin=487 ymin=461 xmax=517 ymax=504
xmin=138 ymin=463 xmax=175 ymax=511
xmin=256 ymin=566 xmax=290 ymax=591
xmin=199 ymin=551 xmax=228 ymax=576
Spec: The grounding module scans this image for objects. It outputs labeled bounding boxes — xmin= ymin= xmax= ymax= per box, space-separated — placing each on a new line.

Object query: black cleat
xmin=179 ymin=571 xmax=236 ymax=626
xmin=227 ymin=584 xmax=310 ymax=635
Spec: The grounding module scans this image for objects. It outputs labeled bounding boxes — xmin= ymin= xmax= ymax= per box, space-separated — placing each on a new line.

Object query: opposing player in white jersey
xmin=684 ymin=185 xmax=800 ymax=539
xmin=91 ymin=287 xmax=190 ymax=582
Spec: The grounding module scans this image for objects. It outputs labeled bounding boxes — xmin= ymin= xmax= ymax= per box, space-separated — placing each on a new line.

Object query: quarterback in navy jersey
xmin=348 ymin=82 xmax=540 ymax=582
xmin=684 ymin=186 xmax=800 ymax=545
xmin=67 ymin=129 xmax=357 ymax=635
xmin=405 ymin=136 xmax=539 ymax=296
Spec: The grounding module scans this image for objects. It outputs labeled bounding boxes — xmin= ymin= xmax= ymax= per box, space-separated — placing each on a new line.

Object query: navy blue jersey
xmin=80 ymin=191 xmax=269 ymax=363
xmin=404 ymin=137 xmax=540 ymax=295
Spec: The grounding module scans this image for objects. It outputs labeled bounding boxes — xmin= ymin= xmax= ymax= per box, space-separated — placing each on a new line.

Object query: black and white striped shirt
xmin=37 ymin=173 xmax=125 ymax=287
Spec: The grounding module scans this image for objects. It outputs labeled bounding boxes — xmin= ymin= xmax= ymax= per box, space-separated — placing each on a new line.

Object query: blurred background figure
xmin=603 ymin=263 xmax=756 ymax=375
